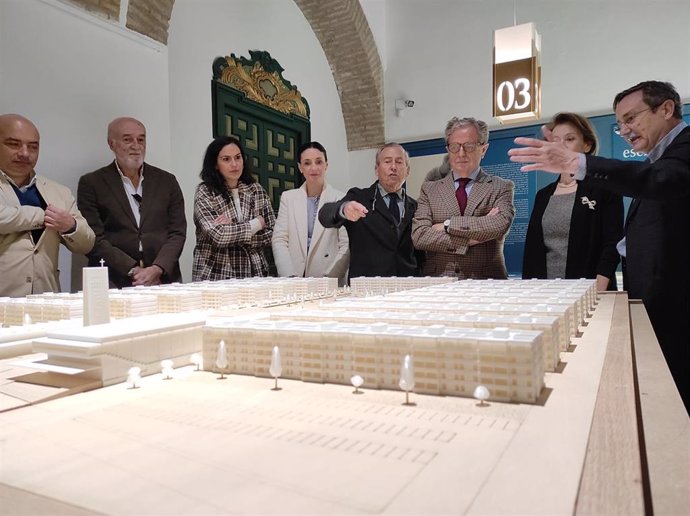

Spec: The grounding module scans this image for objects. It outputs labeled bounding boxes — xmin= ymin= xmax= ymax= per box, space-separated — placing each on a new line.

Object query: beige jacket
xmin=272 ymin=183 xmax=349 ymax=283
xmin=0 ymin=174 xmax=95 ymax=297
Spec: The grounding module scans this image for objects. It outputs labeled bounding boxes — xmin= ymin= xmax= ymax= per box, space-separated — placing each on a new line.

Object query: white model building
xmin=269 ymin=308 xmax=563 ymax=372
xmin=349 ymin=275 xmax=456 ymax=295
xmin=203 ymin=318 xmax=545 ymax=403
xmin=32 ymin=312 xmax=207 ymax=386
xmin=82 ymin=266 xmax=110 ymax=326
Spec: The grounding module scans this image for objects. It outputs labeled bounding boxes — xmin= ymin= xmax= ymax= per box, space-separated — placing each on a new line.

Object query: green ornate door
xmin=212 ymin=51 xmax=311 ymax=211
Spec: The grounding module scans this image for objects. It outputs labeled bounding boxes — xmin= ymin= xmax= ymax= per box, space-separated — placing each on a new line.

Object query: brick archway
xmin=65 ymin=0 xmax=384 ymax=150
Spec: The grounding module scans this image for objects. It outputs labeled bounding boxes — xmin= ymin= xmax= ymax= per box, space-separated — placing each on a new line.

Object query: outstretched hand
xmin=343 ymin=201 xmax=369 ymax=222
xmin=508 ymin=125 xmax=580 ymax=175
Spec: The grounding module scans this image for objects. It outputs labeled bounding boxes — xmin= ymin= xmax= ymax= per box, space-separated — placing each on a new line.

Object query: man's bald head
xmin=107 ymin=117 xmax=146 ymax=173
xmin=0 ymin=114 xmax=40 ymax=186
xmin=107 ymin=117 xmax=145 ymax=141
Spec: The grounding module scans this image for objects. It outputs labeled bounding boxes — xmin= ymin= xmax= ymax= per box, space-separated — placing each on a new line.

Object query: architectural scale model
xmin=1 ymin=275 xmax=596 ymax=404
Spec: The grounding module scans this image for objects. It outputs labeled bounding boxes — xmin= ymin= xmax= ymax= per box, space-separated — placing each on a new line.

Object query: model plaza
xmin=0 ymin=272 xmax=596 ymax=404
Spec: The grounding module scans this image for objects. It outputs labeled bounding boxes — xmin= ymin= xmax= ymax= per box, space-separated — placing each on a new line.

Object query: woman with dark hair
xmin=522 ymin=112 xmax=623 ymax=290
xmin=192 ymin=136 xmax=275 ymax=280
xmin=272 ymin=141 xmax=349 ymax=284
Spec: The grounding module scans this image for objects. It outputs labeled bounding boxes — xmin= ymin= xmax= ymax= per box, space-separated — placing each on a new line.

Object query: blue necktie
xmin=387 ymin=193 xmax=400 ymax=223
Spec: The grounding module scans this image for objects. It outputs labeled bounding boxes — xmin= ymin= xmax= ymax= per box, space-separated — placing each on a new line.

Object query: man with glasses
xmin=412 ymin=117 xmax=515 ymax=279
xmin=78 ymin=117 xmax=187 ymax=288
xmin=509 ymin=81 xmax=690 ymax=414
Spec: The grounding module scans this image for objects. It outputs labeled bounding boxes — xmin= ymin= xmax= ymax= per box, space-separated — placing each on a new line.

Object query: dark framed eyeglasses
xmin=447 ymin=142 xmax=485 ymax=154
xmin=613 ymin=107 xmax=654 ymax=135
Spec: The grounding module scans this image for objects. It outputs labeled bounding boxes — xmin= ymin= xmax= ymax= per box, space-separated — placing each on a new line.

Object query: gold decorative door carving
xmin=213 ymin=51 xmax=311 ymax=211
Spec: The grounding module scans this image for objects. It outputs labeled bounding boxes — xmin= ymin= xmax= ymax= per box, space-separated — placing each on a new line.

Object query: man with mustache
xmin=509 ymin=81 xmax=690 ymax=414
xmin=78 ymin=117 xmax=186 ymax=288
xmin=319 ymin=143 xmax=420 ymax=278
xmin=412 ymin=117 xmax=515 ymax=279
xmin=0 ymin=114 xmax=94 ymax=297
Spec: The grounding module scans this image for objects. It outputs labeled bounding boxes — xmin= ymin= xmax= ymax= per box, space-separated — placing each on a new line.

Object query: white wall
xmin=360 ymin=0 xmax=386 ymax=69
xmin=383 ymin=0 xmax=690 ymax=143
xmin=0 ymin=0 xmax=171 ymax=290
xmin=167 ymin=0 xmax=350 ymax=279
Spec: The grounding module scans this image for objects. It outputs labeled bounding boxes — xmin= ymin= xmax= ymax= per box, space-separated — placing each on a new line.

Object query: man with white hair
xmin=78 ymin=117 xmax=186 ymax=288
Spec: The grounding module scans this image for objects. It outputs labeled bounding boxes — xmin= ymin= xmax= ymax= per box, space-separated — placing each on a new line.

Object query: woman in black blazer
xmin=522 ymin=113 xmax=624 ymax=290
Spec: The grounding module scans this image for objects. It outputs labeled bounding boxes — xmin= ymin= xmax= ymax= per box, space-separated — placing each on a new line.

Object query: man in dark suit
xmin=318 ymin=143 xmax=420 ymax=278
xmin=412 ymin=117 xmax=515 ymax=279
xmin=510 ymin=81 xmax=690 ymax=414
xmin=78 ymin=117 xmax=186 ymax=288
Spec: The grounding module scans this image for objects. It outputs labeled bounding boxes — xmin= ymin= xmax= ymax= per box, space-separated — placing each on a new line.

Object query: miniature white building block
xmin=83 ymin=266 xmax=110 ymax=326
xmin=202 ymin=318 xmax=544 ymax=403
xmin=332 ymin=298 xmax=574 ymax=346
xmin=32 ymin=312 xmax=206 ymax=386
xmin=269 ymin=308 xmax=562 ymax=373
xmin=349 ymin=275 xmax=456 ymax=296
xmin=108 ymin=294 xmax=158 ymax=319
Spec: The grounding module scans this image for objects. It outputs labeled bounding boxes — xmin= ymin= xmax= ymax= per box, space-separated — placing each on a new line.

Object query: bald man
xmin=0 ymin=114 xmax=94 ymax=297
xmin=77 ymin=117 xmax=186 ymax=288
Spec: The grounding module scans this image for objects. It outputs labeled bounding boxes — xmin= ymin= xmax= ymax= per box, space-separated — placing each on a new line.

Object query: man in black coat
xmin=510 ymin=81 xmax=690 ymax=414
xmin=319 ymin=143 xmax=420 ymax=278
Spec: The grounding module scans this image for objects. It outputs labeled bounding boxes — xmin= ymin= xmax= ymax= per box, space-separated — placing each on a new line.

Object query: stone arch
xmin=292 ymin=0 xmax=384 ymax=150
xmin=65 ymin=0 xmax=383 ymax=151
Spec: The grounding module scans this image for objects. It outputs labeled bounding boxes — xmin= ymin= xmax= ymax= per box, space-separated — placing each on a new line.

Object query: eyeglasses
xmin=447 ymin=142 xmax=485 ymax=154
xmin=613 ymin=107 xmax=653 ymax=135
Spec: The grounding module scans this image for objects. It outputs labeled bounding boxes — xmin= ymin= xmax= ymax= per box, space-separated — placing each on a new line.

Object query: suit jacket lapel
xmin=440 ymin=173 xmax=461 ymax=215
xmin=373 ymin=184 xmax=396 ymax=225
xmin=104 ymin=162 xmax=138 ymax=227
xmin=294 ymin=185 xmax=309 ymax=258
xmin=310 ymin=183 xmax=338 ymax=257
xmin=625 ymin=198 xmax=640 ymax=227
xmin=625 ymin=158 xmax=651 ymax=227
xmin=464 ymin=169 xmax=489 ymax=216
xmin=139 ymin=165 xmax=150 ymax=227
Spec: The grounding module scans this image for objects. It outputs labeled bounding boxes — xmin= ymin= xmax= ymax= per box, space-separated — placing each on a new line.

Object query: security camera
xmin=395 ymin=99 xmax=415 ymax=110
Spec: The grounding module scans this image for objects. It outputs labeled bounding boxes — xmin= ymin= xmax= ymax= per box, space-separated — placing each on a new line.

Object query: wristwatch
xmin=444 ymin=219 xmax=451 ymax=233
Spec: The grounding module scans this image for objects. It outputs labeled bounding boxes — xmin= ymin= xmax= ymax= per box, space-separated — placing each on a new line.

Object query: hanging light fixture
xmin=493 ymin=21 xmax=541 ymax=124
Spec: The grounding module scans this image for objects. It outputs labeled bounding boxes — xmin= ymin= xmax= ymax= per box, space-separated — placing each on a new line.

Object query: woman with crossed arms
xmin=193 ymin=136 xmax=275 ymax=280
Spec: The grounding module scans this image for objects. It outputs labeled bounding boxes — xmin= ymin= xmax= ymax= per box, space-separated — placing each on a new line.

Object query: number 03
xmin=496 ymin=78 xmax=531 ymax=112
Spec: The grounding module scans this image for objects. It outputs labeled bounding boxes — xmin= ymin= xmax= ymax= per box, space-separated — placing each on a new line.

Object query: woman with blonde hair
xmin=522 ymin=112 xmax=623 ymax=290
